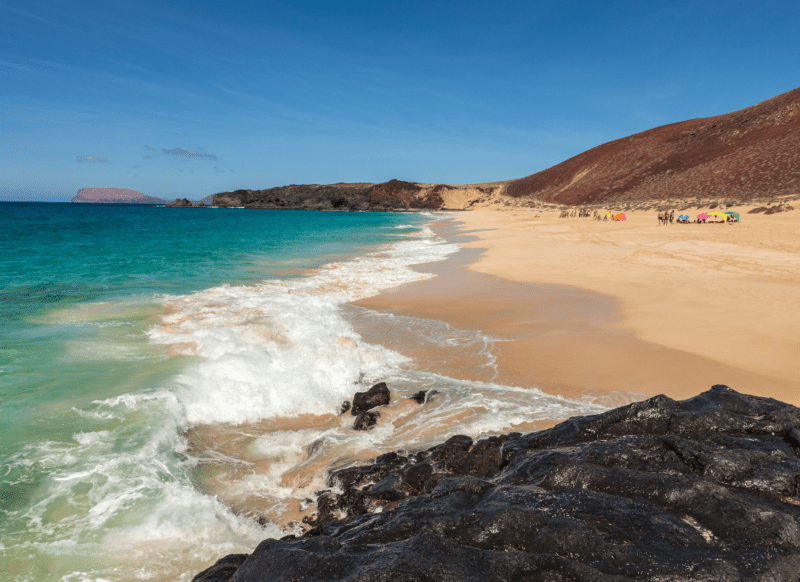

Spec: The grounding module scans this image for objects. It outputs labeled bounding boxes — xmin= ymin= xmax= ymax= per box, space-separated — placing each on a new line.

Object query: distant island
xmin=71 ymin=188 xmax=214 ymax=206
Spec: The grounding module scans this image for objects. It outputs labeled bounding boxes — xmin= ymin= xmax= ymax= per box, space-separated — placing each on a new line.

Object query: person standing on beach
xmin=669 ymin=210 xmax=674 ymax=224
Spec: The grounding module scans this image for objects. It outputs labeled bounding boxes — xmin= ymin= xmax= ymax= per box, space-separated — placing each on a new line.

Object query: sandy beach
xmin=356 ymin=204 xmax=800 ymax=406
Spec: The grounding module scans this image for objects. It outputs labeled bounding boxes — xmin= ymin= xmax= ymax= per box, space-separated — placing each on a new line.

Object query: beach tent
xmin=613 ymin=213 xmax=626 ymax=221
xmin=725 ymin=211 xmax=740 ymax=221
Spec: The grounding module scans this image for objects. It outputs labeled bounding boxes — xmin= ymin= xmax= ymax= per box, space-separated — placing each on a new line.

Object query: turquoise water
xmin=0 ymin=202 xmax=605 ymax=582
xmin=0 ymin=203 xmax=432 ymax=581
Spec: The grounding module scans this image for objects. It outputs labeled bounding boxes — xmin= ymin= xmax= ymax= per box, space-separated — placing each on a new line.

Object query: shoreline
xmin=355 ymin=206 xmax=800 ymax=406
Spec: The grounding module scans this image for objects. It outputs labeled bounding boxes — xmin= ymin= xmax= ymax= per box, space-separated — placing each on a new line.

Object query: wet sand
xmin=356 ymin=206 xmax=800 ymax=405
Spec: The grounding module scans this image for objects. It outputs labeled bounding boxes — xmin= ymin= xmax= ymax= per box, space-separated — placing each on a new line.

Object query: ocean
xmin=0 ymin=202 xmax=606 ymax=581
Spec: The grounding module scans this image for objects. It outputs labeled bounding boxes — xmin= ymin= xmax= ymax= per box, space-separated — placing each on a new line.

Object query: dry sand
xmin=356 ymin=204 xmax=800 ymax=406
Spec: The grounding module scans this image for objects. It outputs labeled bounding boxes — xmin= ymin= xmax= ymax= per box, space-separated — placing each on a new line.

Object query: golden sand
xmin=357 ymin=203 xmax=800 ymax=405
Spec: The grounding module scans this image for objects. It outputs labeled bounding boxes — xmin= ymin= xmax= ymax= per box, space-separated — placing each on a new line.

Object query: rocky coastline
xmin=210 ymin=180 xmax=448 ymax=211
xmin=192 ymin=385 xmax=800 ymax=581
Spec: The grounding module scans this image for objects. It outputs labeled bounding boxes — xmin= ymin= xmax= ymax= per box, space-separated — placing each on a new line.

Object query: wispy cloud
xmin=162 ymin=147 xmax=218 ymax=160
xmin=76 ymin=155 xmax=108 ymax=163
xmin=0 ymin=3 xmax=74 ymax=30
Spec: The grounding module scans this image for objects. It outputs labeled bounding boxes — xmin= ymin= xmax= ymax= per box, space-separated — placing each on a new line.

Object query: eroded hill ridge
xmin=212 ymin=86 xmax=800 ymax=210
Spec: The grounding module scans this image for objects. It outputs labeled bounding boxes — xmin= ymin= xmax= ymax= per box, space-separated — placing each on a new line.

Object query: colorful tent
xmin=725 ymin=211 xmax=740 ymax=221
xmin=613 ymin=213 xmax=626 ymax=221
xmin=708 ymin=212 xmax=728 ymax=219
xmin=697 ymin=213 xmax=711 ymax=220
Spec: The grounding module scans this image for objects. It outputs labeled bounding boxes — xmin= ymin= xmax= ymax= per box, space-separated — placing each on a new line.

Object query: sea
xmin=0 ymin=202 xmax=608 ymax=582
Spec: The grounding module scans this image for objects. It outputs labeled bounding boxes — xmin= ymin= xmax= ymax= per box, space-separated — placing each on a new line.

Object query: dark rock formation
xmin=193 ymin=385 xmax=800 ymax=581
xmin=192 ymin=554 xmax=249 ymax=582
xmin=507 ymin=86 xmax=800 ymax=205
xmin=211 ymin=180 xmax=446 ymax=211
xmin=168 ymin=198 xmax=194 ymax=207
xmin=351 ymin=382 xmax=390 ymax=415
xmin=353 ymin=410 xmax=380 ymax=431
xmin=409 ymin=389 xmax=437 ymax=404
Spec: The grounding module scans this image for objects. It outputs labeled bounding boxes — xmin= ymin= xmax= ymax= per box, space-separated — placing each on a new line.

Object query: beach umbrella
xmin=708 ymin=212 xmax=727 ymax=218
xmin=697 ymin=213 xmax=711 ymax=220
xmin=614 ymin=213 xmax=626 ymax=221
xmin=679 ymin=214 xmax=689 ymax=220
xmin=725 ymin=211 xmax=740 ymax=221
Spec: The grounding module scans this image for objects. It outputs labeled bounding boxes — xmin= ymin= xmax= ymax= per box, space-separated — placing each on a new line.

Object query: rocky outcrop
xmin=71 ymin=188 xmax=168 ymax=204
xmin=211 ymin=180 xmax=448 ymax=211
xmin=167 ymin=198 xmax=194 ymax=207
xmin=193 ymin=385 xmax=800 ymax=581
xmin=507 ymin=86 xmax=800 ymax=206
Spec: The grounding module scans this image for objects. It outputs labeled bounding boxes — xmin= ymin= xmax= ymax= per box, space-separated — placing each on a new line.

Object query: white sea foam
xmin=148 ymin=230 xmax=460 ymax=424
xmin=2 ymin=390 xmax=266 ymax=582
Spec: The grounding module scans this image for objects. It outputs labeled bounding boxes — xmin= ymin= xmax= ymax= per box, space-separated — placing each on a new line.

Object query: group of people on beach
xmin=592 ymin=210 xmax=623 ymax=221
xmin=658 ymin=210 xmax=675 ymax=225
xmin=559 ymin=209 xmax=592 ymax=218
xmin=558 ymin=209 xmax=620 ymax=220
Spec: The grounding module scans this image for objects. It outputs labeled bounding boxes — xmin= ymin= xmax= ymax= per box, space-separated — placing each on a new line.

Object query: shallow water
xmin=0 ymin=203 xmax=610 ymax=581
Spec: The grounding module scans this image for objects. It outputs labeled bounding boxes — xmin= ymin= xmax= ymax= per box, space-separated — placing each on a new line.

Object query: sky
xmin=2 ymin=0 xmax=799 ymax=201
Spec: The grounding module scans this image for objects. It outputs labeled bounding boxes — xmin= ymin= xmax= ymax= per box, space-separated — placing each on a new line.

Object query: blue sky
xmin=2 ymin=0 xmax=799 ymax=201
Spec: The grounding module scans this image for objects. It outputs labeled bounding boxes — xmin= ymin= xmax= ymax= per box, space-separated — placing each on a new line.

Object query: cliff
xmin=507 ymin=86 xmax=800 ymax=206
xmin=71 ymin=188 xmax=168 ymax=204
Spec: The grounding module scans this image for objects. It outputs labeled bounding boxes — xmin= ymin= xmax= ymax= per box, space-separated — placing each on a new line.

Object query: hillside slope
xmin=507 ymin=87 xmax=800 ymax=205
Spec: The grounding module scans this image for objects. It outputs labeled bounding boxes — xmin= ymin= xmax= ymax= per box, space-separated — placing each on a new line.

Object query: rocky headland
xmin=192 ymin=385 xmax=800 ymax=581
xmin=211 ymin=180 xmax=458 ymax=212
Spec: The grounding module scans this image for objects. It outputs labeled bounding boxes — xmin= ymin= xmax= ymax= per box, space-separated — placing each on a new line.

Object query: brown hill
xmin=507 ymin=87 xmax=800 ymax=206
xmin=72 ymin=188 xmax=168 ymax=204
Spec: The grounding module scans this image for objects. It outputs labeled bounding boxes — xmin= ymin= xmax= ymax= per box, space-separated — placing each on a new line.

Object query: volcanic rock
xmin=191 ymin=554 xmax=249 ymax=582
xmin=211 ymin=180 xmax=448 ymax=211
xmin=194 ymin=385 xmax=800 ymax=581
xmin=409 ymin=389 xmax=437 ymax=404
xmin=352 ymin=411 xmax=380 ymax=431
xmin=167 ymin=198 xmax=194 ymax=207
xmin=351 ymin=382 xmax=390 ymax=415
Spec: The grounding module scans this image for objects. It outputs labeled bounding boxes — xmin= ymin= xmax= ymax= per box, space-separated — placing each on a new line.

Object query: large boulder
xmin=351 ymin=382 xmax=391 ymax=415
